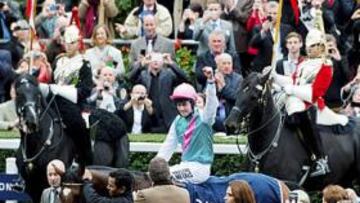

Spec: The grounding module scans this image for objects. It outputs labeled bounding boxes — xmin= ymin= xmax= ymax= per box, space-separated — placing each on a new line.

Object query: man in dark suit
xmin=40 ymin=160 xmax=65 ymax=203
xmin=213 ymin=53 xmax=243 ymax=133
xmin=116 ymin=84 xmax=154 ymax=133
xmin=249 ymin=1 xmax=293 ymax=72
xmin=128 ymin=52 xmax=189 ymax=133
xmin=195 ymin=30 xmax=242 ymax=90
xmin=129 ymin=14 xmax=175 ymax=65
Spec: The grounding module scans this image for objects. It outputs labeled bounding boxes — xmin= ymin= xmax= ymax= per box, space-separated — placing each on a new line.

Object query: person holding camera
xmin=128 ymin=52 xmax=189 ymax=133
xmin=178 ymin=4 xmax=203 ymax=39
xmin=193 ymin=0 xmax=236 ymax=56
xmin=249 ymin=1 xmax=293 ymax=72
xmin=128 ymin=14 xmax=175 ymax=65
xmin=87 ymin=64 xmax=120 ymax=113
xmin=35 ymin=0 xmax=64 ymax=39
xmin=116 ymin=84 xmax=154 ymax=134
xmin=324 ymin=34 xmax=352 ymax=111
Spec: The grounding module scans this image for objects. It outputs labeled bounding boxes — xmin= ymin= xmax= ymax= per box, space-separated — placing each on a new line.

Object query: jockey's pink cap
xmin=170 ymin=83 xmax=197 ymax=102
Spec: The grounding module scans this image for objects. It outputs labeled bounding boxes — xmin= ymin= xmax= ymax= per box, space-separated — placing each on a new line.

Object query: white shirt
xmin=131 ymin=106 xmax=144 ymax=134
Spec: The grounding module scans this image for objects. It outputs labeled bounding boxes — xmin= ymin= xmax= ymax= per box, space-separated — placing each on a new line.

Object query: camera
xmin=103 ymin=81 xmax=110 ymax=91
xmin=267 ymin=16 xmax=273 ymax=21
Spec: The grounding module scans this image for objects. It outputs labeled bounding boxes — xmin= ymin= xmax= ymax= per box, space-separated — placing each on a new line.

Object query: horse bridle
xmin=237 ymin=82 xmax=284 ymax=172
xmin=18 ymin=80 xmax=65 ymax=168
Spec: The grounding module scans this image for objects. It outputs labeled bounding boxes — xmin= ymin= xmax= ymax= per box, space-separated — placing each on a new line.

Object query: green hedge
xmin=0 ymin=150 xmax=245 ymax=176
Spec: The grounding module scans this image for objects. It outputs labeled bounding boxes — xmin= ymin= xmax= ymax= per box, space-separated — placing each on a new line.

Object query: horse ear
xmin=260 ymin=68 xmax=272 ymax=85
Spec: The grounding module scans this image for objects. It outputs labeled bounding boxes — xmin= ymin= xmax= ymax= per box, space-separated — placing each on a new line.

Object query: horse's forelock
xmin=15 ymin=74 xmax=38 ymax=89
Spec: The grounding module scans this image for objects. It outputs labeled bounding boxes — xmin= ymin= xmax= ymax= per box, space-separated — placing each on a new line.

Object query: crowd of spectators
xmin=1 ymin=0 xmax=360 ymax=135
xmin=2 ymin=0 xmax=360 ymax=201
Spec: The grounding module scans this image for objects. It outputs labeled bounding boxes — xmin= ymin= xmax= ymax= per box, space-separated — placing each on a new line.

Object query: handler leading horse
xmin=15 ymin=74 xmax=76 ymax=202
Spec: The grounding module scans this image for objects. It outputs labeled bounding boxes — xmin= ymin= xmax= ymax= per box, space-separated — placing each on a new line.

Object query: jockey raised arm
xmin=156 ymin=67 xmax=219 ymax=184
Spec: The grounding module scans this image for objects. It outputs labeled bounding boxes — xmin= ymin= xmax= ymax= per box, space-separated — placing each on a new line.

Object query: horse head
xmin=59 ymin=163 xmax=86 ymax=203
xmin=225 ymin=71 xmax=271 ymax=130
xmin=59 ymin=165 xmax=153 ymax=203
xmin=14 ymin=74 xmax=43 ymax=134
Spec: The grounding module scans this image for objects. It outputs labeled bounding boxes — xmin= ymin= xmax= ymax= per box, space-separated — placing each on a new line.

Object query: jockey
xmin=272 ymin=28 xmax=349 ymax=177
xmin=39 ymin=21 xmax=93 ymax=166
xmin=156 ymin=67 xmax=219 ymax=184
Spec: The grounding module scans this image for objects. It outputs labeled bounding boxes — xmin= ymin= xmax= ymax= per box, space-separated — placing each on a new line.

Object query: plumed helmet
xmin=64 ymin=25 xmax=80 ymax=44
xmin=170 ymin=83 xmax=197 ymax=102
xmin=306 ymin=29 xmax=326 ymax=47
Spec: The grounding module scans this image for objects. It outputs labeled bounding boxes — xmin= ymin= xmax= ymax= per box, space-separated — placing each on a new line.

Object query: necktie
xmin=0 ymin=12 xmax=10 ymax=41
xmin=147 ymin=39 xmax=153 ymax=54
xmin=211 ymin=21 xmax=217 ymax=30
xmin=50 ymin=188 xmax=58 ymax=203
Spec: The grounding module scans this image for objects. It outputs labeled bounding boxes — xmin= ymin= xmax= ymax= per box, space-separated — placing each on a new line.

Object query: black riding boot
xmin=57 ymin=98 xmax=93 ymax=166
xmin=296 ymin=107 xmax=330 ymax=177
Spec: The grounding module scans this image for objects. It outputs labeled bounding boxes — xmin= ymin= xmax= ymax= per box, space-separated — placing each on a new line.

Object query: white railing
xmin=0 ymin=139 xmax=245 ymax=154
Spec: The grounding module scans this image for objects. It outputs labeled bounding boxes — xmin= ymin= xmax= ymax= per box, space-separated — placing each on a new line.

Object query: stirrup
xmin=310 ymin=158 xmax=330 ymax=177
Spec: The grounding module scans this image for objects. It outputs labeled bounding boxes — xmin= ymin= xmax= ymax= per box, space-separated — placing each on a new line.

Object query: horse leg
xmin=93 ymin=141 xmax=113 ymax=167
xmin=114 ymin=135 xmax=130 ymax=168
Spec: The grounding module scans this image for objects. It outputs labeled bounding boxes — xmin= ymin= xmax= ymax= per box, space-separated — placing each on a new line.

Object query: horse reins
xmin=20 ymin=90 xmax=65 ymax=167
xmin=236 ymin=82 xmax=285 ymax=172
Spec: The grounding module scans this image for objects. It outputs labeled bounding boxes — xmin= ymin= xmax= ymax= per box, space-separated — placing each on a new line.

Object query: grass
xmin=0 ymin=131 xmax=247 ymax=144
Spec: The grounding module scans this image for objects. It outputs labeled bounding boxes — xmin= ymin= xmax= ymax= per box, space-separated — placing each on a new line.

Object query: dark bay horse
xmin=59 ymin=165 xmax=289 ymax=203
xmin=58 ymin=165 xmax=152 ymax=203
xmin=14 ymin=74 xmax=75 ymax=202
xmin=224 ymin=72 xmax=360 ymax=190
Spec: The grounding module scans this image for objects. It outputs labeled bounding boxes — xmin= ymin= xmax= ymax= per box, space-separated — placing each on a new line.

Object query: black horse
xmin=14 ymin=74 xmax=130 ymax=202
xmin=225 ymin=72 xmax=360 ymax=190
xmin=14 ymin=74 xmax=76 ymax=203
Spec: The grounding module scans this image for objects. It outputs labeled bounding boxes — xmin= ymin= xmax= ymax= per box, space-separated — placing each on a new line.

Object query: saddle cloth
xmin=184 ymin=172 xmax=282 ymax=203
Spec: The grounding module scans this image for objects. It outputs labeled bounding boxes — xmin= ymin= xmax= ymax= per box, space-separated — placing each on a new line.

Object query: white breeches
xmin=170 ymin=162 xmax=211 ymax=184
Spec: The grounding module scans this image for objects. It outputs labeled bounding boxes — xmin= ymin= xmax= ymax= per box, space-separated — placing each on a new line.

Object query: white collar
xmin=143 ymin=5 xmax=155 ymax=11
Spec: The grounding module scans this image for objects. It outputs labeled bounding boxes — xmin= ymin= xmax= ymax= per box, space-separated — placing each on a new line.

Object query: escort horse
xmin=58 ymin=165 xmax=289 ymax=203
xmin=14 ymin=74 xmax=129 ymax=202
xmin=224 ymin=72 xmax=360 ymax=190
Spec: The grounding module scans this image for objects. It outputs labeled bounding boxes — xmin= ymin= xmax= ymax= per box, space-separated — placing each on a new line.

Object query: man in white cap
xmin=271 ymin=28 xmax=349 ymax=177
xmin=40 ymin=24 xmax=93 ymax=166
